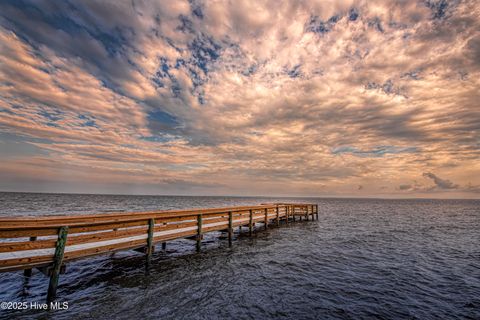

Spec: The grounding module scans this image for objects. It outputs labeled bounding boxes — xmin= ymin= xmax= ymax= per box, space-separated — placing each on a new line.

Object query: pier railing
xmin=0 ymin=203 xmax=318 ymax=302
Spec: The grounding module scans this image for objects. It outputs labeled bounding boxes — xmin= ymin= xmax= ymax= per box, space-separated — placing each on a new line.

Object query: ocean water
xmin=0 ymin=193 xmax=479 ymax=320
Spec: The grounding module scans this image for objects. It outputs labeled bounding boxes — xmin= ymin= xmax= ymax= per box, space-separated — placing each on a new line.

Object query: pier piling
xmin=264 ymin=208 xmax=268 ymax=230
xmin=46 ymin=226 xmax=68 ymax=304
xmin=249 ymin=209 xmax=253 ymax=236
xmin=146 ymin=218 xmax=155 ymax=266
xmin=228 ymin=211 xmax=233 ymax=247
xmin=23 ymin=236 xmax=37 ymax=277
xmin=196 ymin=214 xmax=202 ymax=252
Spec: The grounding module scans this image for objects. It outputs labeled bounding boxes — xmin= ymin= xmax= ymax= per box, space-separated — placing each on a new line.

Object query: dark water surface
xmin=0 ymin=193 xmax=479 ymax=319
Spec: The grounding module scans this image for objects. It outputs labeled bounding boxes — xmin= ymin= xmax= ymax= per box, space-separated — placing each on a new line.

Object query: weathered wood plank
xmin=0 ymin=204 xmax=286 ymax=229
xmin=0 ymin=238 xmax=56 ymax=253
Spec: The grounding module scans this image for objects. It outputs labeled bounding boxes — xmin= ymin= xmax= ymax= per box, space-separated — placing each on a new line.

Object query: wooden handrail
xmin=0 ymin=204 xmax=288 ymax=228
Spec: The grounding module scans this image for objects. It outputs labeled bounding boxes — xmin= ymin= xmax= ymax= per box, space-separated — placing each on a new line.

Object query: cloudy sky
xmin=0 ymin=0 xmax=479 ymax=198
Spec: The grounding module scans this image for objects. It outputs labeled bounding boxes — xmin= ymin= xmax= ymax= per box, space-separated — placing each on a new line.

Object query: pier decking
xmin=0 ymin=203 xmax=318 ymax=303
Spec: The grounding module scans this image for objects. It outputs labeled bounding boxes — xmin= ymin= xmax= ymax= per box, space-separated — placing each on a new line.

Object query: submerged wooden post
xmin=47 ymin=226 xmax=68 ymax=304
xmin=162 ymin=242 xmax=166 ymax=250
xmin=196 ymin=214 xmax=202 ymax=252
xmin=23 ymin=236 xmax=37 ymax=277
xmin=146 ymin=218 xmax=155 ymax=264
xmin=316 ymin=204 xmax=319 ymax=220
xmin=249 ymin=209 xmax=253 ymax=236
xmin=228 ymin=211 xmax=233 ymax=247
xmin=264 ymin=208 xmax=268 ymax=230
xmin=276 ymin=206 xmax=280 ymax=226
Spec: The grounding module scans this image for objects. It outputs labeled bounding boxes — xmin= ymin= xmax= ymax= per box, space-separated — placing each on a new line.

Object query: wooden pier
xmin=0 ymin=203 xmax=318 ymax=303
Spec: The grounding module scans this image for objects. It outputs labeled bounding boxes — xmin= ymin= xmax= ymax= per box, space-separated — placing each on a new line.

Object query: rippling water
xmin=0 ymin=193 xmax=479 ymax=319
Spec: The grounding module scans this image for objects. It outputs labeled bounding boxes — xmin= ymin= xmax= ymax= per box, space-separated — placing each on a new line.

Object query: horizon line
xmin=0 ymin=190 xmax=478 ymax=201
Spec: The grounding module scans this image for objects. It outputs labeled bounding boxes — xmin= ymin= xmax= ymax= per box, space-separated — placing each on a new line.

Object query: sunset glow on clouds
xmin=0 ymin=0 xmax=479 ymax=197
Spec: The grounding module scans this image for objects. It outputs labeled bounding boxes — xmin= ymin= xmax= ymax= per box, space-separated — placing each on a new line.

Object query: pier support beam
xmin=47 ymin=226 xmax=68 ymax=304
xmin=249 ymin=209 xmax=253 ymax=236
xmin=264 ymin=208 xmax=268 ymax=230
xmin=146 ymin=218 xmax=155 ymax=266
xmin=196 ymin=214 xmax=202 ymax=252
xmin=23 ymin=236 xmax=37 ymax=277
xmin=276 ymin=206 xmax=280 ymax=226
xmin=228 ymin=211 xmax=233 ymax=247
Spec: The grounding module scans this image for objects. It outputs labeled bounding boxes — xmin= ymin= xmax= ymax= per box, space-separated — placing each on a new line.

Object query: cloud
xmin=397 ymin=173 xmax=480 ymax=194
xmin=422 ymin=172 xmax=459 ymax=189
xmin=0 ymin=0 xmax=479 ymax=197
xmin=332 ymin=145 xmax=418 ymax=157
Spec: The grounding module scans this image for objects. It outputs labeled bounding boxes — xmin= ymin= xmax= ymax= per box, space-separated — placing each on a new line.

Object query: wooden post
xmin=146 ymin=218 xmax=155 ymax=264
xmin=228 ymin=211 xmax=233 ymax=247
xmin=24 ymin=236 xmax=37 ymax=277
xmin=276 ymin=206 xmax=280 ymax=226
xmin=305 ymin=206 xmax=309 ymax=221
xmin=264 ymin=208 xmax=268 ymax=230
xmin=162 ymin=222 xmax=167 ymax=249
xmin=286 ymin=206 xmax=290 ymax=224
xmin=196 ymin=214 xmax=202 ymax=252
xmin=311 ymin=205 xmax=314 ymax=220
xmin=47 ymin=226 xmax=68 ymax=304
xmin=249 ymin=209 xmax=253 ymax=236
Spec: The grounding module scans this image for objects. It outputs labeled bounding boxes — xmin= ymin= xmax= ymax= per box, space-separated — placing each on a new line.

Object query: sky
xmin=0 ymin=0 xmax=479 ymax=198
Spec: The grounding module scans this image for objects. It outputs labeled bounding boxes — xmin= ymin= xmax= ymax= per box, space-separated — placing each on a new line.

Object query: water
xmin=0 ymin=193 xmax=479 ymax=319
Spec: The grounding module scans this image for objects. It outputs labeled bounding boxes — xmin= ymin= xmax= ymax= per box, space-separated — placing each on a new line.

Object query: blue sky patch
xmin=38 ymin=109 xmax=63 ymax=122
xmin=188 ymin=34 xmax=222 ymax=74
xmin=306 ymin=14 xmax=341 ymax=34
xmin=349 ymin=8 xmax=359 ymax=21
xmin=425 ymin=0 xmax=449 ymax=19
xmin=148 ymin=109 xmax=179 ymax=127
